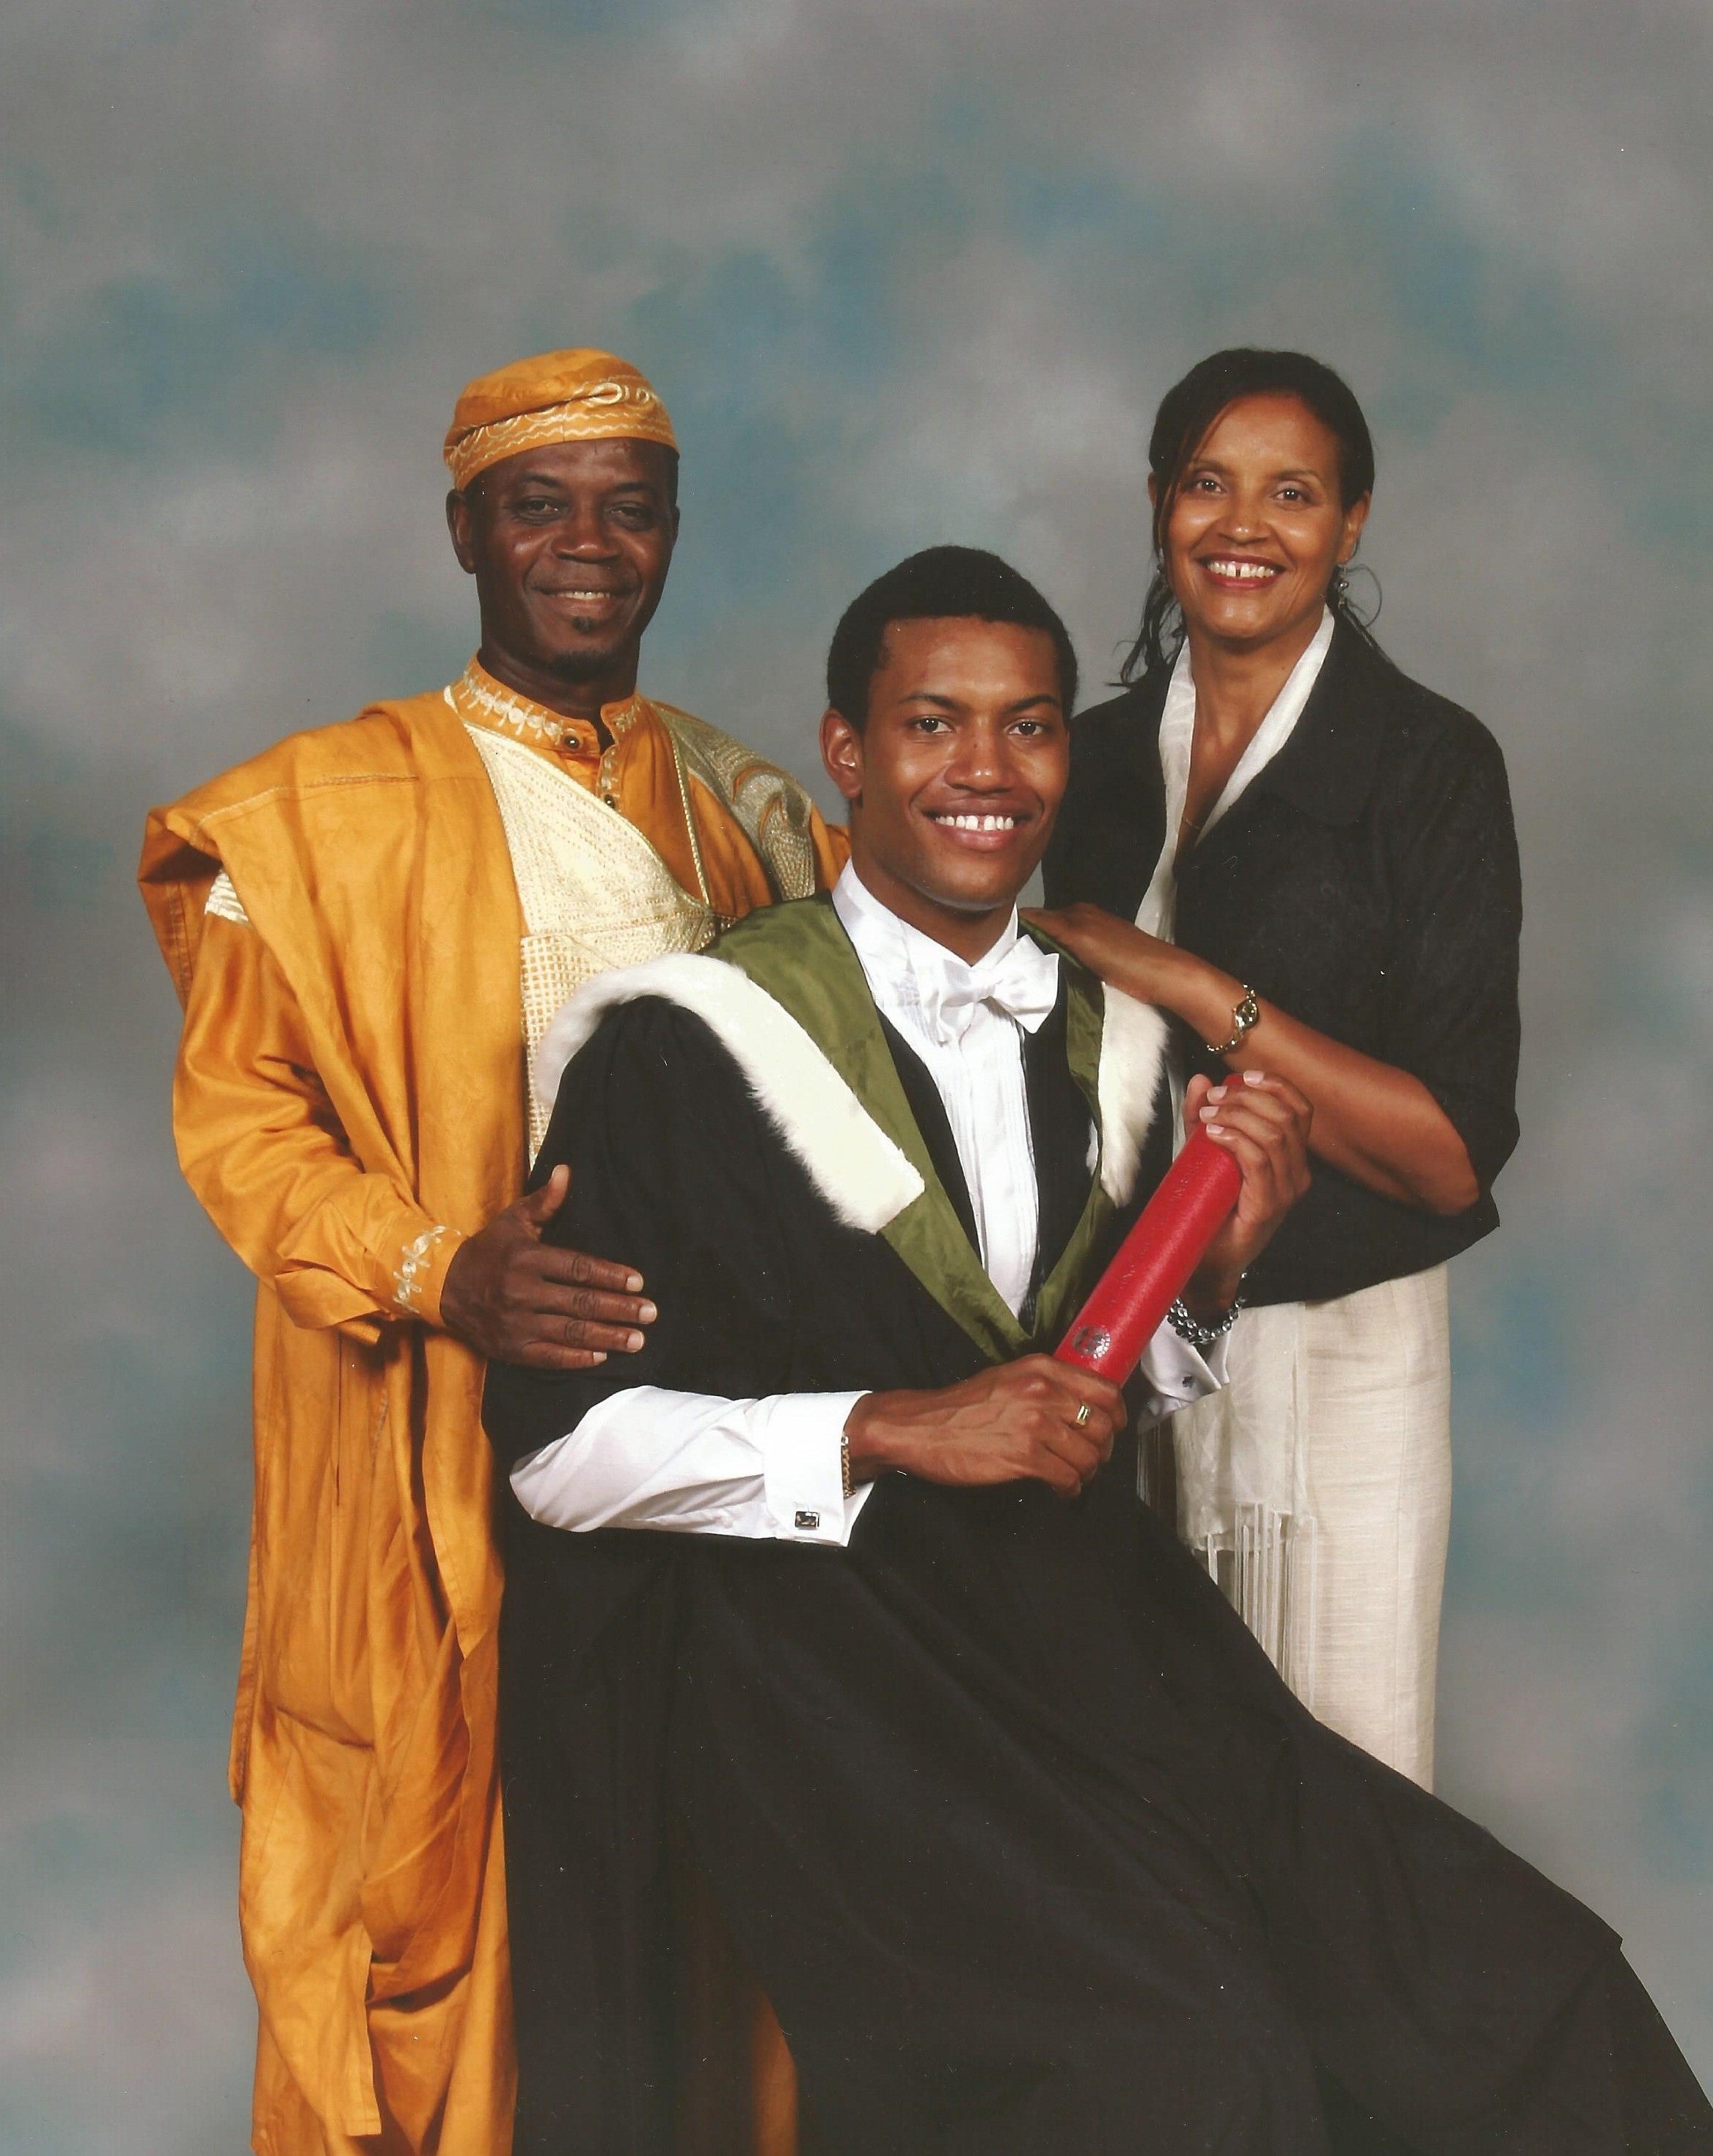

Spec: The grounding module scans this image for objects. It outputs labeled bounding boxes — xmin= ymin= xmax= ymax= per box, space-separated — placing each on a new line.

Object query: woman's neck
xmin=1183 ymin=606 xmax=1325 ymax=755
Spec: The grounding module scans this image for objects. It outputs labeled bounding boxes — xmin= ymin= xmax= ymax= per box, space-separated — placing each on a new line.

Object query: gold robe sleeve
xmin=175 ymin=909 xmax=465 ymax=1337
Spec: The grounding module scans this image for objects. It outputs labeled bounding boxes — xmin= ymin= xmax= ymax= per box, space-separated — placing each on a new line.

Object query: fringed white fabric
xmin=1159 ymin=1265 xmax=1451 ymax=1788
xmin=1165 ymin=1295 xmax=1319 ymax=1702
xmin=1202 ymin=1506 xmax=1320 ymax=1700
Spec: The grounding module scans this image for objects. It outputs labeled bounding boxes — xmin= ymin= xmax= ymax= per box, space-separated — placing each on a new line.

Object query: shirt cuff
xmin=759 ymin=1391 xmax=873 ymax=1547
xmin=1136 ymin=1322 xmax=1227 ymax=1419
xmin=391 ymin=1220 xmax=465 ymax=1326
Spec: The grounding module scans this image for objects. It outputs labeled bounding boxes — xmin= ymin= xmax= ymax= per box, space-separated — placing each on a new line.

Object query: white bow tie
xmin=912 ymin=934 xmax=1062 ymax=1045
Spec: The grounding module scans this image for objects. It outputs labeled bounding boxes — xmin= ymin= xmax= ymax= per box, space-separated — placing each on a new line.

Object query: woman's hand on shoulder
xmin=1024 ymin=904 xmax=1180 ymax=1000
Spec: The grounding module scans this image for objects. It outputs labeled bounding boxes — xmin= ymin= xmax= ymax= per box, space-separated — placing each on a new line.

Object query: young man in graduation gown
xmin=139 ymin=349 xmax=844 ymax=2156
xmin=487 ymin=545 xmax=1712 ymax=2156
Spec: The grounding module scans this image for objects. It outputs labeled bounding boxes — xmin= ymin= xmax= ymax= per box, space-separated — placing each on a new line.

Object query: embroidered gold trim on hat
xmin=446 ymin=383 xmax=676 ymax=489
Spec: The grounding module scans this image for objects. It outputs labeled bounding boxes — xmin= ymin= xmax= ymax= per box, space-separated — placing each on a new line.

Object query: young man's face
xmin=820 ymin=615 xmax=1069 ymax=953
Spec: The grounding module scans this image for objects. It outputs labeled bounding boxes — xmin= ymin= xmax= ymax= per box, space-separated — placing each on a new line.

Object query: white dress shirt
xmin=510 ymin=866 xmax=1227 ymax=1547
xmin=833 ymin=863 xmax=1062 ymax=1318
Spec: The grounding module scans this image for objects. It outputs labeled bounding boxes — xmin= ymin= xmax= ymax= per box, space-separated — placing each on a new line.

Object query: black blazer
xmin=1042 ymin=621 xmax=1522 ymax=1307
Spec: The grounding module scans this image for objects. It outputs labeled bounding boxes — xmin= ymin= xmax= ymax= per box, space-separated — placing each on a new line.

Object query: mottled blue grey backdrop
xmin=2 ymin=2 xmax=1709 ymax=2146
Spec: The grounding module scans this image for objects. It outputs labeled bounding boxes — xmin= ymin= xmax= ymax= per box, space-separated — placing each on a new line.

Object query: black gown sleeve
xmin=1379 ymin=717 xmax=1522 ymax=1194
xmin=482 ymin=996 xmax=801 ymax=1474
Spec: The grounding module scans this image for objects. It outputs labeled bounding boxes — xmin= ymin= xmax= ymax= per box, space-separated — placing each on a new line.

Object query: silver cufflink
xmin=794 ymin=1510 xmax=820 ymax=1532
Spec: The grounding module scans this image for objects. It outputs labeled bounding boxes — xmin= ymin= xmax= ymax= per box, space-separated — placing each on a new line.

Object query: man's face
xmin=821 ymin=615 xmax=1068 ymax=945
xmin=446 ymin=437 xmax=678 ymax=690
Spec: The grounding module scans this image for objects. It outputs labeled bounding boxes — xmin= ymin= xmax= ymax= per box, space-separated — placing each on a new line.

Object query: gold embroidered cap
xmin=444 ymin=348 xmax=678 ymax=489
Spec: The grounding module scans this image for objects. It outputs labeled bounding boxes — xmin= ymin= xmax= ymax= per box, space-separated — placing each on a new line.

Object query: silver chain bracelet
xmin=1166 ymin=1291 xmax=1246 ymax=1351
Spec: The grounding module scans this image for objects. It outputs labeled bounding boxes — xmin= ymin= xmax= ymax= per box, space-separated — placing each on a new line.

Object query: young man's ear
xmin=819 ymin=706 xmax=865 ymax=805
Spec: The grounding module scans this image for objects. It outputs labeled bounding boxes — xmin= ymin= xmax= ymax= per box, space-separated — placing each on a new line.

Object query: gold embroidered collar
xmin=449 ymin=659 xmax=646 ymax=759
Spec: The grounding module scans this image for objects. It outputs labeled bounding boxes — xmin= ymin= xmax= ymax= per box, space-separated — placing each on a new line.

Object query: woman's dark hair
xmin=827 ymin=545 xmax=1078 ymax=726
xmin=1120 ymin=348 xmax=1378 ymax=683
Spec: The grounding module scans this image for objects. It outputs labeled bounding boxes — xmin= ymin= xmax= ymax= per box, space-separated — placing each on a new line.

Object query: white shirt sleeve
xmin=510 ymin=1324 xmax=1225 ymax=1549
xmin=508 ymin=1386 xmax=874 ymax=1547
xmin=1133 ymin=1322 xmax=1228 ymax=1422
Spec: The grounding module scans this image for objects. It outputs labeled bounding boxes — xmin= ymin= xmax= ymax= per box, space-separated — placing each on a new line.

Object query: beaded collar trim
xmin=448 ymin=660 xmax=643 ymax=757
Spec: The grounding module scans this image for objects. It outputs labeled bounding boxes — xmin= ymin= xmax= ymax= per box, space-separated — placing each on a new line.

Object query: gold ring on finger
xmin=1074 ymin=1402 xmax=1092 ymax=1428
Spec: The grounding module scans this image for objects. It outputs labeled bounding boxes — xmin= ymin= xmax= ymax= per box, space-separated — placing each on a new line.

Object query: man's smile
xmin=924 ymin=805 xmax=1031 ymax=848
xmin=538 ymin=583 xmax=632 ymax=605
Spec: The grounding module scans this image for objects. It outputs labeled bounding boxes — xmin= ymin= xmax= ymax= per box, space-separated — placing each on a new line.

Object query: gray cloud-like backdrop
xmin=2 ymin=2 xmax=1709 ymax=2146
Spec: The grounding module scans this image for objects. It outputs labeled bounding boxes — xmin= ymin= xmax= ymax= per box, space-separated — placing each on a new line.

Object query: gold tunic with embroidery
xmin=139 ymin=673 xmax=844 ymax=2156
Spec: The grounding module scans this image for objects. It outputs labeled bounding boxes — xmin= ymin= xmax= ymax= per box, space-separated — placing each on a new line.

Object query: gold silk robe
xmin=140 ymin=668 xmax=844 ymax=2156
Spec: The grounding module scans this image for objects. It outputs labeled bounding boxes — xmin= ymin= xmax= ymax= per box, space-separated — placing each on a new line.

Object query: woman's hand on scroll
xmin=1181 ymin=1071 xmax=1313 ymax=1316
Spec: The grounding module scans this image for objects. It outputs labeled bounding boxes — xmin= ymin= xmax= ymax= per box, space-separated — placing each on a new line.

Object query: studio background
xmin=2 ymin=3 xmax=1709 ymax=2147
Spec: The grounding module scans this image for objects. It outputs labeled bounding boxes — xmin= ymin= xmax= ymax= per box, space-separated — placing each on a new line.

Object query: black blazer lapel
xmin=1238 ymin=621 xmax=1386 ymax=830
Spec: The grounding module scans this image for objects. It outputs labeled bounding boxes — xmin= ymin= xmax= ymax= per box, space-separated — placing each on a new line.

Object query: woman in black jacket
xmin=1037 ymin=348 xmax=1521 ymax=1788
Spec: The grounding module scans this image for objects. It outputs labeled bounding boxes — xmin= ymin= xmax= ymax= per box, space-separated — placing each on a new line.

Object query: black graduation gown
xmin=486 ymin=992 xmax=1709 ymax=2156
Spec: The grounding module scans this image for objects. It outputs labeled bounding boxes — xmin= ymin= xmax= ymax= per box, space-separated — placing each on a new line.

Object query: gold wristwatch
xmin=1206 ymin=985 xmax=1261 ymax=1058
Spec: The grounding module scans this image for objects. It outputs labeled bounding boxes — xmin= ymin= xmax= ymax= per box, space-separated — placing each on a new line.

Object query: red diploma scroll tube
xmin=1055 ymin=1130 xmax=1242 ymax=1383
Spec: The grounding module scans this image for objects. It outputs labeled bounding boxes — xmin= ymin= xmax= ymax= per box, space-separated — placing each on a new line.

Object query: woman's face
xmin=1158 ymin=392 xmax=1369 ymax=655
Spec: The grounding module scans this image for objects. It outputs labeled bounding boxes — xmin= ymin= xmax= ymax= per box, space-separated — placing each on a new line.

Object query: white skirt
xmin=1147 ymin=1265 xmax=1452 ymax=1789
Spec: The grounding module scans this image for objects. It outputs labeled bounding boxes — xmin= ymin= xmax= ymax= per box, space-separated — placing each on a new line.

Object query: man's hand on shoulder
xmin=439 ymin=1165 xmax=657 ymax=1369
xmin=845 ymin=1356 xmax=1125 ymax=1500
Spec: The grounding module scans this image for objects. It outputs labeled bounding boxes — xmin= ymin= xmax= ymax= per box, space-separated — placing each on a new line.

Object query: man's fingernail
xmin=591 ymin=1350 xmax=607 ymax=1363
xmin=638 ymin=1301 xmax=658 ymax=1323
xmin=625 ymin=1331 xmax=645 ymax=1351
xmin=1207 ymin=1122 xmax=1227 ymax=1136
xmin=1242 ymin=1070 xmax=1265 ymax=1086
xmin=1208 ymin=1085 xmax=1226 ymax=1101
xmin=1199 ymin=1104 xmax=1219 ymax=1121
xmin=625 ymin=1273 xmax=643 ymax=1292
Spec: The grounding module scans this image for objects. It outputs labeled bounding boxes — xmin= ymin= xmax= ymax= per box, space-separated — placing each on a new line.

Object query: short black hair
xmin=825 ymin=546 xmax=1078 ymax=728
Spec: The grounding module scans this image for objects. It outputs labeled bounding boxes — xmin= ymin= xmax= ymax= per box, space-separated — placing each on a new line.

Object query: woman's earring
xmin=1329 ymin=564 xmax=1351 ymax=604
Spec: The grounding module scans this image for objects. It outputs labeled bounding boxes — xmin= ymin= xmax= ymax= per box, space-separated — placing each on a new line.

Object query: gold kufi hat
xmin=443 ymin=348 xmax=677 ymax=489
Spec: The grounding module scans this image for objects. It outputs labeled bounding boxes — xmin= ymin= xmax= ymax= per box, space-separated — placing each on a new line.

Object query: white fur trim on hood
xmin=532 ymin=956 xmax=1169 ymax=1235
xmin=532 ymin=954 xmax=924 ymax=1234
xmin=1095 ymin=986 xmax=1169 ymax=1206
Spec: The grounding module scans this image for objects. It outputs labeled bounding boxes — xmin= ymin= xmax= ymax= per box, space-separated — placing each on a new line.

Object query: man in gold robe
xmin=139 ymin=350 xmax=844 ymax=2156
